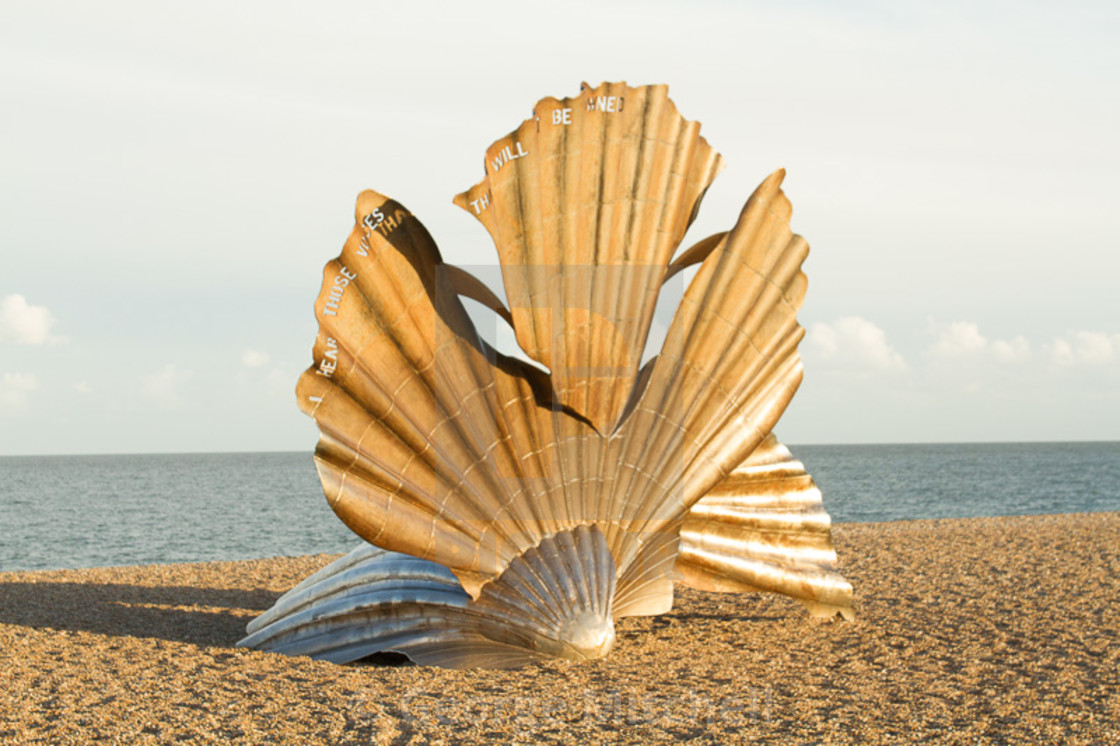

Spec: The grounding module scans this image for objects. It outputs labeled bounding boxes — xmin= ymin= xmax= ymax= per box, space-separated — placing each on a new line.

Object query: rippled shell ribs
xmin=239 ymin=82 xmax=855 ymax=669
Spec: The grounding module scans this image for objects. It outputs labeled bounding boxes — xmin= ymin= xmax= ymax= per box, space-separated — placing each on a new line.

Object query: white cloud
xmin=0 ymin=294 xmax=64 ymax=345
xmin=73 ymin=381 xmax=93 ymax=394
xmin=808 ymin=317 xmax=907 ymax=373
xmin=927 ymin=322 xmax=1032 ymax=364
xmin=0 ymin=372 xmax=38 ymax=409
xmin=241 ymin=349 xmax=270 ymax=368
xmin=141 ymin=364 xmax=191 ymax=408
xmin=929 ymin=321 xmax=988 ymax=358
xmin=1049 ymin=331 xmax=1119 ymax=366
xmin=992 ymin=336 xmax=1031 ymax=363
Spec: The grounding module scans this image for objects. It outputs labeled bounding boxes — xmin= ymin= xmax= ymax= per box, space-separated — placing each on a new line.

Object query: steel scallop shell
xmin=240 ymin=526 xmax=616 ymax=669
xmin=244 ymin=82 xmax=854 ymax=668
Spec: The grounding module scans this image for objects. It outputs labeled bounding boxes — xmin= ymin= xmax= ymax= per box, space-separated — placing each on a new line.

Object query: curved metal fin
xmin=454 ymin=81 xmax=724 ymax=433
xmin=675 ymin=433 xmax=855 ymax=620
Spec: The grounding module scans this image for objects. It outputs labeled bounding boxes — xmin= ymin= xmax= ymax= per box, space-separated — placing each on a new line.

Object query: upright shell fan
xmin=240 ymin=82 xmax=854 ymax=669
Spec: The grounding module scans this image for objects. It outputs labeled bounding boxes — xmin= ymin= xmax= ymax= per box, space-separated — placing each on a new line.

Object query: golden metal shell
xmin=242 ymin=82 xmax=853 ymax=668
xmin=453 ymin=82 xmax=723 ymax=434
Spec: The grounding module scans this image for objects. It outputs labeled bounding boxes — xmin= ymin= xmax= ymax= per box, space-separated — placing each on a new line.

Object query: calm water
xmin=1 ymin=443 xmax=1117 ymax=572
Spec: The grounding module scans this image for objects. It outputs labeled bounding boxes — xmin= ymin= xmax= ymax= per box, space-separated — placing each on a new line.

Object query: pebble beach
xmin=2 ymin=512 xmax=1118 ymax=744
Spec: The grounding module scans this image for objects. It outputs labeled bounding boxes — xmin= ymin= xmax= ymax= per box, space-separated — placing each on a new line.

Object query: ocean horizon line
xmin=2 ymin=438 xmax=1117 ymax=459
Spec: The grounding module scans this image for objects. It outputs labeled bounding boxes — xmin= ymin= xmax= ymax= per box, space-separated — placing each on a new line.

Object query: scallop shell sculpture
xmin=240 ymin=82 xmax=854 ymax=669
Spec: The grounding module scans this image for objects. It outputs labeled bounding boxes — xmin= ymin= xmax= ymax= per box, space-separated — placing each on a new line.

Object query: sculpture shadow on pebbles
xmin=0 ymin=575 xmax=272 ymax=647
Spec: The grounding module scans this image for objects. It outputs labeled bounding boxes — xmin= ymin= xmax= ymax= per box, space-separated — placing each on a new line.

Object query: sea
xmin=1 ymin=442 xmax=1117 ymax=573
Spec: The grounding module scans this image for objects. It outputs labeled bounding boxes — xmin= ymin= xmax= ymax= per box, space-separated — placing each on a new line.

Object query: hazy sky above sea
xmin=2 ymin=0 xmax=1118 ymax=455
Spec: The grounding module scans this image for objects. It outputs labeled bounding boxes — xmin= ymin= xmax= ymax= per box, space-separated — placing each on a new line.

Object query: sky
xmin=1 ymin=0 xmax=1118 ymax=455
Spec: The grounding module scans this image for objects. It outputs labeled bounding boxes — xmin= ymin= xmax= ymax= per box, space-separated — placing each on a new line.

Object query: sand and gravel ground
xmin=1 ymin=512 xmax=1118 ymax=744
